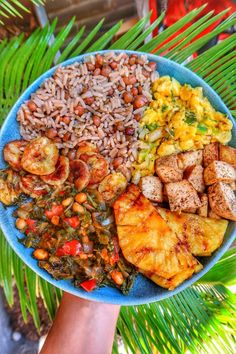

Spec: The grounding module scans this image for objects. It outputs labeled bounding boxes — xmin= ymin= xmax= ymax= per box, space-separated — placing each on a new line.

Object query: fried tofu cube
xmin=139 ymin=176 xmax=163 ymax=203
xmin=178 ymin=150 xmax=203 ymax=169
xmin=208 ymin=209 xmax=221 ymax=220
xmin=155 ymin=165 xmax=183 ymax=183
xmin=155 ymin=154 xmax=183 ymax=183
xmin=208 ymin=182 xmax=236 ymax=221
xmin=197 ymin=193 xmax=208 ymax=217
xmin=203 ymin=142 xmax=219 ymax=167
xmin=184 ymin=165 xmax=205 ymax=193
xmin=219 ymin=144 xmax=236 ymax=168
xmin=204 ymin=161 xmax=236 ymax=185
xmin=182 ymin=207 xmax=197 ymax=214
xmin=165 ymin=180 xmax=201 ymax=212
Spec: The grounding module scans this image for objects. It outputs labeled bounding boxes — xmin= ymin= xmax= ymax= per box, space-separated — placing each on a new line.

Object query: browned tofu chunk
xmin=139 ymin=176 xmax=163 ymax=202
xmin=182 ymin=207 xmax=197 ymax=214
xmin=219 ymin=144 xmax=236 ymax=168
xmin=165 ymin=180 xmax=202 ymax=212
xmin=204 ymin=161 xmax=236 ymax=185
xmin=203 ymin=142 xmax=219 ymax=167
xmin=208 ymin=182 xmax=236 ymax=221
xmin=156 ymin=165 xmax=183 ymax=183
xmin=178 ymin=150 xmax=203 ymax=169
xmin=184 ymin=165 xmax=205 ymax=193
xmin=197 ymin=193 xmax=208 ymax=217
xmin=155 ymin=154 xmax=183 ymax=183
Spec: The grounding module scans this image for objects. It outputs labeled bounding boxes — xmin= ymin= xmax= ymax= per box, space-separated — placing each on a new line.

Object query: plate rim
xmin=0 ymin=49 xmax=235 ymax=305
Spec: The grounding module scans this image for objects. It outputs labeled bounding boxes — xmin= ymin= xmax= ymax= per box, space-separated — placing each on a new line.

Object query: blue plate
xmin=0 ymin=50 xmax=235 ymax=305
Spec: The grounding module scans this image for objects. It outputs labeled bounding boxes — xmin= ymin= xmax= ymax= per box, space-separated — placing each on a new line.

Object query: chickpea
xmin=123 ymin=92 xmax=133 ymax=104
xmin=110 ymin=61 xmax=117 ymax=69
xmin=72 ymin=202 xmax=85 ymax=214
xmin=62 ymin=197 xmax=73 ymax=207
xmin=46 ymin=128 xmax=58 ymax=139
xmin=86 ymin=62 xmax=95 ymax=71
xmin=51 ymin=215 xmax=60 ymax=226
xmin=133 ymin=95 xmax=148 ymax=109
xmin=27 ymin=101 xmax=37 ymax=112
xmin=95 ymin=54 xmax=104 ymax=67
xmin=93 ymin=115 xmax=101 ymax=127
xmin=75 ymin=192 xmax=87 ymax=204
xmin=101 ymin=65 xmax=112 ymax=77
xmin=93 ymin=68 xmax=101 ymax=76
xmin=33 ymin=248 xmax=49 ymax=261
xmin=110 ymin=270 xmax=124 ymax=285
xmin=62 ymin=116 xmax=70 ymax=125
xmin=148 ymin=61 xmax=157 ymax=71
xmin=16 ymin=218 xmax=26 ymax=230
xmin=74 ymin=105 xmax=85 ymax=116
xmin=113 ymin=157 xmax=123 ymax=169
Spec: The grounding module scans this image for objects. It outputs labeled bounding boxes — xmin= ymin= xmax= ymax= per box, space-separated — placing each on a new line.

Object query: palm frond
xmin=0 ymin=0 xmax=45 ymax=24
xmin=0 ymin=7 xmax=236 ymax=351
xmin=119 ymin=284 xmax=236 ymax=354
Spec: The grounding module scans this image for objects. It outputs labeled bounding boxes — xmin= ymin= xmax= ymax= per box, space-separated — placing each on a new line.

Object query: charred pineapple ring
xmin=69 ymin=159 xmax=90 ymax=191
xmin=21 ymin=137 xmax=59 ymax=175
xmin=3 ymin=140 xmax=27 ymax=171
xmin=41 ymin=156 xmax=69 ymax=186
xmin=20 ymin=174 xmax=50 ymax=198
xmin=98 ymin=172 xmax=127 ymax=201
xmin=80 ymin=153 xmax=109 ymax=184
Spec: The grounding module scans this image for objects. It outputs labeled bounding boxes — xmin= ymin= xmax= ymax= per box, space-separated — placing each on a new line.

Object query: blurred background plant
xmin=0 ymin=1 xmax=235 ymax=353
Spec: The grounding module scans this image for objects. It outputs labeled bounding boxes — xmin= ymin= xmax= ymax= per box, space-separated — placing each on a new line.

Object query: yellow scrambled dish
xmin=133 ymin=76 xmax=232 ymax=179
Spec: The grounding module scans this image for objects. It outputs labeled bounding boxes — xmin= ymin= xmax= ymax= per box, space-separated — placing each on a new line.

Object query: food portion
xmin=0 ymin=52 xmax=235 ymax=295
xmin=113 ymin=184 xmax=203 ymax=290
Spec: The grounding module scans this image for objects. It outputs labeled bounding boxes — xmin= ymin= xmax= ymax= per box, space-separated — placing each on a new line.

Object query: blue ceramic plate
xmin=0 ymin=50 xmax=235 ymax=305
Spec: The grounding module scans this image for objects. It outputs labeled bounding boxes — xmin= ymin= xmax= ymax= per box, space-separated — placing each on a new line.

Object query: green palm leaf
xmin=0 ymin=0 xmax=45 ymax=24
xmin=0 ymin=6 xmax=236 ymax=352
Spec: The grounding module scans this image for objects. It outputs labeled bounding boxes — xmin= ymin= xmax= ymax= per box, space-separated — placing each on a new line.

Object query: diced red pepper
xmin=110 ymin=237 xmax=120 ymax=265
xmin=56 ymin=240 xmax=82 ymax=257
xmin=64 ymin=216 xmax=80 ymax=229
xmin=58 ymin=190 xmax=66 ymax=196
xmin=25 ymin=219 xmax=36 ymax=234
xmin=45 ymin=204 xmax=64 ymax=219
xmin=80 ymin=279 xmax=96 ymax=292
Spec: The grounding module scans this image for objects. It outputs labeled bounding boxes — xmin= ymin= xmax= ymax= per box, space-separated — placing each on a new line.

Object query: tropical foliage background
xmin=0 ymin=2 xmax=235 ymax=353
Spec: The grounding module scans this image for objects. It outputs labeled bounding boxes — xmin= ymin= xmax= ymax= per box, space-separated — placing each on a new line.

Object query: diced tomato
xmin=80 ymin=279 xmax=96 ymax=292
xmin=56 ymin=240 xmax=82 ymax=257
xmin=59 ymin=190 xmax=66 ymax=196
xmin=25 ymin=219 xmax=36 ymax=233
xmin=64 ymin=216 xmax=80 ymax=229
xmin=45 ymin=204 xmax=64 ymax=219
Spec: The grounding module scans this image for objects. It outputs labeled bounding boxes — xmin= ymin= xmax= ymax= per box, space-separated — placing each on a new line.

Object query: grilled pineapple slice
xmin=157 ymin=207 xmax=228 ymax=257
xmin=113 ymin=185 xmax=202 ymax=284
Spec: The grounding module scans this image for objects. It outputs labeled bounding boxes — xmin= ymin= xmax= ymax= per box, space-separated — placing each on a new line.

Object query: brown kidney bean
xmin=101 ymin=65 xmax=112 ymax=77
xmin=148 ymin=61 xmax=157 ymax=71
xmin=123 ymin=75 xmax=137 ymax=85
xmin=138 ymin=85 xmax=143 ymax=94
xmin=84 ymin=97 xmax=94 ymax=105
xmin=107 ymin=88 xmax=114 ymax=96
xmin=46 ymin=128 xmax=58 ymax=139
xmin=125 ymin=127 xmax=135 ymax=135
xmin=95 ymin=54 xmax=103 ymax=67
xmin=129 ymin=57 xmax=136 ymax=65
xmin=86 ymin=62 xmax=95 ymax=71
xmin=27 ymin=101 xmax=37 ymax=112
xmin=67 ymin=149 xmax=76 ymax=161
xmin=133 ymin=95 xmax=148 ymax=109
xmin=63 ymin=132 xmax=71 ymax=142
xmin=113 ymin=157 xmax=123 ymax=169
xmin=93 ymin=115 xmax=101 ymax=127
xmin=74 ymin=105 xmax=85 ymax=116
xmin=134 ymin=113 xmax=142 ymax=122
xmin=131 ymin=87 xmax=138 ymax=96
xmin=62 ymin=116 xmax=70 ymax=125
xmin=93 ymin=68 xmax=101 ymax=76
xmin=142 ymin=69 xmax=150 ymax=78
xmin=123 ymin=92 xmax=133 ymax=104
xmin=110 ymin=61 xmax=117 ymax=69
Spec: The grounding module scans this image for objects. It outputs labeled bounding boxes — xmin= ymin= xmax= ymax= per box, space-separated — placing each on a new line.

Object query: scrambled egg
xmin=132 ymin=76 xmax=232 ymax=180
